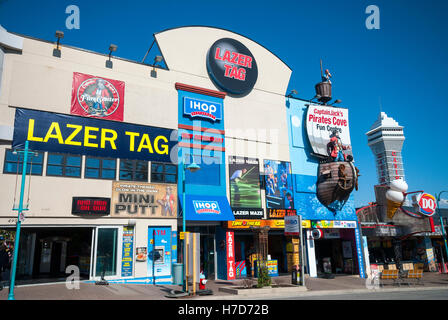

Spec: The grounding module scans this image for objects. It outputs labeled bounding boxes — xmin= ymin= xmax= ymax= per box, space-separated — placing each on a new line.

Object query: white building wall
xmin=0 ymin=26 xmax=292 ymax=280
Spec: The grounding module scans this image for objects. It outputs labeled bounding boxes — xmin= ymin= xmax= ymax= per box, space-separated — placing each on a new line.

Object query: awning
xmin=181 ymin=195 xmax=235 ymax=221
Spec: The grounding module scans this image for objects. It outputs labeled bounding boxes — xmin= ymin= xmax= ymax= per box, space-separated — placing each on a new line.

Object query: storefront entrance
xmin=14 ymin=227 xmax=93 ymax=284
xmin=92 ymin=226 xmax=122 ymax=280
xmin=314 ymin=238 xmax=354 ymax=275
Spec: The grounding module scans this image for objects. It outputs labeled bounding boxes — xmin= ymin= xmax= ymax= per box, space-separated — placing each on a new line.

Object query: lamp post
xmin=8 ymin=141 xmax=33 ymax=300
xmin=436 ymin=191 xmax=448 ymax=273
xmin=180 ymin=152 xmax=200 ymax=293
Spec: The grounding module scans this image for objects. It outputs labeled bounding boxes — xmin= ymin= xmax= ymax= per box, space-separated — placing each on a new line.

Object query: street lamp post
xmin=180 ymin=151 xmax=200 ymax=293
xmin=8 ymin=141 xmax=33 ymax=300
xmin=436 ymin=191 xmax=448 ymax=273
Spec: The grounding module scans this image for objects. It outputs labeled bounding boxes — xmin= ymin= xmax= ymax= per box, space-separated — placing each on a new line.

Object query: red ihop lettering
xmin=215 ymin=47 xmax=253 ymax=81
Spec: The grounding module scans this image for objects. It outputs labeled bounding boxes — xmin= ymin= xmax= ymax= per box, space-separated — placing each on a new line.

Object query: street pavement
xmin=0 ymin=272 xmax=447 ymax=300
xmin=278 ymin=288 xmax=448 ymax=300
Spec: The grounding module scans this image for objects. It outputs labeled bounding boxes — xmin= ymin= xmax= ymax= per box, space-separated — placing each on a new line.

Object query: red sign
xmin=71 ymin=72 xmax=124 ymax=121
xmin=226 ymin=231 xmax=236 ymax=280
xmin=418 ymin=193 xmax=437 ymax=216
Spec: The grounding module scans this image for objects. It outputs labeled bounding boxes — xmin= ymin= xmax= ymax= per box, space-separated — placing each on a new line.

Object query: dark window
xmin=119 ymin=159 xmax=148 ymax=182
xmin=47 ymin=153 xmax=82 ymax=177
xmin=3 ymin=149 xmax=44 ymax=176
xmin=85 ymin=157 xmax=116 ymax=180
xmin=151 ymin=162 xmax=177 ymax=183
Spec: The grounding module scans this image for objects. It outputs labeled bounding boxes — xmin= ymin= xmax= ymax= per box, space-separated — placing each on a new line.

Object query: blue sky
xmin=1 ymin=0 xmax=447 ymax=207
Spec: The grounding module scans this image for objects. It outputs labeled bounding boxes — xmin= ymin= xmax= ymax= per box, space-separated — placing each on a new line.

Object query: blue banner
xmin=183 ymin=195 xmax=235 ymax=221
xmin=12 ymin=108 xmax=177 ymax=163
xmin=121 ymin=226 xmax=134 ymax=277
xmin=354 ymin=224 xmax=366 ymax=279
xmin=183 ymin=97 xmax=222 ymax=122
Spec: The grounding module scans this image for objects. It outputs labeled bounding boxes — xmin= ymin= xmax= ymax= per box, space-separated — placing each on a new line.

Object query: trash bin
xmin=173 ymin=263 xmax=184 ymax=285
xmin=291 ymin=268 xmax=298 ymax=285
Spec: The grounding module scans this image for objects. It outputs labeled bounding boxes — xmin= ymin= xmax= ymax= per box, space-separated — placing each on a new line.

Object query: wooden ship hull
xmin=316 ymin=161 xmax=357 ymax=210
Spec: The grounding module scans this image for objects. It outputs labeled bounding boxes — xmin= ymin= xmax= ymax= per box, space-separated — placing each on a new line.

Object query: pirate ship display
xmin=316 ymin=159 xmax=358 ymax=211
xmin=307 ymin=61 xmax=360 ymax=213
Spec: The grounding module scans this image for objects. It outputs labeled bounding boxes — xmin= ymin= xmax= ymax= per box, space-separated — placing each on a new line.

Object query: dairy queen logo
xmin=418 ymin=193 xmax=437 ymax=216
xmin=77 ymin=77 xmax=120 ymax=117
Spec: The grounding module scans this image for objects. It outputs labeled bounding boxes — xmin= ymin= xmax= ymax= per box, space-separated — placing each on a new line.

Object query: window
xmin=151 ymin=162 xmax=177 ymax=183
xmin=119 ymin=159 xmax=148 ymax=182
xmin=47 ymin=153 xmax=82 ymax=177
xmin=85 ymin=157 xmax=116 ymax=180
xmin=3 ymin=149 xmax=44 ymax=175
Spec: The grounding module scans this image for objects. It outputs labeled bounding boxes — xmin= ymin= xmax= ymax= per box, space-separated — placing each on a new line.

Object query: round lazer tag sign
xmin=206 ymin=38 xmax=258 ymax=96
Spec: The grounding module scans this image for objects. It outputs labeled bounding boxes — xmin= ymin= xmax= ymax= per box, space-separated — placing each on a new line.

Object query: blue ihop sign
xmin=193 ymin=200 xmax=221 ymax=215
xmin=183 ymin=97 xmax=222 ymax=122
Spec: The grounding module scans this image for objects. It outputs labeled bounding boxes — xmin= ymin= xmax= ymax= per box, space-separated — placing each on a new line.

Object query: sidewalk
xmin=0 ymin=272 xmax=447 ymax=300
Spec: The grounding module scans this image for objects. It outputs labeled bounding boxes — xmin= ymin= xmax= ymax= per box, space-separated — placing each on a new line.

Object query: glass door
xmin=92 ymin=226 xmax=122 ymax=280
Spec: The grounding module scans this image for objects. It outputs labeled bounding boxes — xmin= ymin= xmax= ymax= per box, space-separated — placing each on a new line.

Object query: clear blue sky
xmin=1 ymin=0 xmax=447 ymax=208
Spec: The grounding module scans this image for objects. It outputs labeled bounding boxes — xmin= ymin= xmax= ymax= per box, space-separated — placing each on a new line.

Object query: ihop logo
xmin=193 ymin=200 xmax=221 ymax=215
xmin=184 ymin=97 xmax=222 ymax=122
xmin=418 ymin=193 xmax=437 ymax=216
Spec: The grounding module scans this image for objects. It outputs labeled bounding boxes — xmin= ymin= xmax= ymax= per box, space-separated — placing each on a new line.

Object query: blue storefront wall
xmin=286 ymin=98 xmax=365 ymax=278
xmin=285 ymin=98 xmax=358 ymax=221
xmin=176 ymin=87 xmax=232 ymax=280
xmin=177 ymin=89 xmax=227 ymax=200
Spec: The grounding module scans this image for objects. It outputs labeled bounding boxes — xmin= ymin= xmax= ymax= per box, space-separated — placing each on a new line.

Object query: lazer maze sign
xmin=12 ymin=108 xmax=176 ymax=163
xmin=306 ymin=105 xmax=352 ymax=158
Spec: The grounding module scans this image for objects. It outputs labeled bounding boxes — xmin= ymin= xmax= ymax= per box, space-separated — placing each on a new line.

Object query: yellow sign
xmin=179 ymin=232 xmax=189 ymax=240
xmin=302 ymin=220 xmax=311 ymax=228
xmin=227 ymin=219 xmax=311 ymax=230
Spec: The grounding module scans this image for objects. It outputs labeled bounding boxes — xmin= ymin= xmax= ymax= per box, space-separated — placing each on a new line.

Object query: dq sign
xmin=418 ymin=193 xmax=437 ymax=216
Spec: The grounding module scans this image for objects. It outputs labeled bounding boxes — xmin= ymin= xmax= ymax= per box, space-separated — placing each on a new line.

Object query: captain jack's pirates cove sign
xmin=71 ymin=72 xmax=125 ymax=121
xmin=206 ymin=38 xmax=258 ymax=96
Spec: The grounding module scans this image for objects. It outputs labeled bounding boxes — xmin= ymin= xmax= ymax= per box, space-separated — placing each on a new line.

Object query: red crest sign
xmin=71 ymin=72 xmax=124 ymax=121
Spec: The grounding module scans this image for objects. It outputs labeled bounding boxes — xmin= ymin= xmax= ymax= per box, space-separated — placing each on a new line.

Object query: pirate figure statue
xmin=328 ymin=130 xmax=351 ymax=162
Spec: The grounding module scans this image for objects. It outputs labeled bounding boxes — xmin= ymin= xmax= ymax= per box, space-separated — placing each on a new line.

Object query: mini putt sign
xmin=206 ymin=38 xmax=258 ymax=96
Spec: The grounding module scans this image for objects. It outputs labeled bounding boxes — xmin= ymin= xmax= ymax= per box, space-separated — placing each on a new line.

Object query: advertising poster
xmin=111 ymin=182 xmax=177 ymax=218
xmin=71 ymin=72 xmax=125 ymax=121
xmin=228 ymin=156 xmax=262 ymax=208
xmin=136 ymin=247 xmax=147 ymax=262
xmin=121 ymin=227 xmax=134 ymax=277
xmin=306 ymin=105 xmax=353 ymax=160
xmin=263 ymin=160 xmax=294 ymax=209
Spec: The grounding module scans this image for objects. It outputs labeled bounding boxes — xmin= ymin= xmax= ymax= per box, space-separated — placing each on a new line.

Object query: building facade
xmin=0 ymin=25 xmax=365 ymax=284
